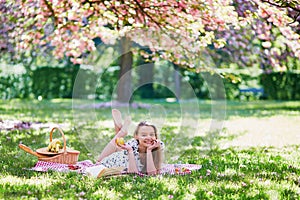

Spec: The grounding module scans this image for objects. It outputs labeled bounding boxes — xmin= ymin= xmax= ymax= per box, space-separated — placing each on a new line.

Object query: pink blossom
xmin=262 ymin=41 xmax=272 ymax=48
xmin=206 ymin=169 xmax=211 ymax=176
xmin=207 ymin=191 xmax=214 ymax=196
xmin=79 ymin=191 xmax=86 ymax=196
xmin=241 ymin=182 xmax=247 ymax=187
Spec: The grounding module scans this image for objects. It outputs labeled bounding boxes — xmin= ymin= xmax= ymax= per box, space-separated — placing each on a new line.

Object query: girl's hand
xmin=147 ymin=140 xmax=161 ymax=151
xmin=118 ymin=144 xmax=133 ymax=152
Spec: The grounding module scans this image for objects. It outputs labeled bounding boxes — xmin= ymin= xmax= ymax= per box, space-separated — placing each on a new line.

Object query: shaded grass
xmin=1 ymin=138 xmax=300 ymax=199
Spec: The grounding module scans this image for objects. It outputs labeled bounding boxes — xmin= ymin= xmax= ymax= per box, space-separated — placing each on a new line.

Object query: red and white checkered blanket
xmin=31 ymin=160 xmax=202 ymax=176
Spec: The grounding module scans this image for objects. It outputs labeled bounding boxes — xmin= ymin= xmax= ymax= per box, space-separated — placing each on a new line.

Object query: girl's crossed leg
xmin=97 ymin=109 xmax=131 ymax=162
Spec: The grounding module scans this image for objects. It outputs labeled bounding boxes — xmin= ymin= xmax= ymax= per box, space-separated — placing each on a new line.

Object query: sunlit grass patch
xmin=0 ymin=174 xmax=57 ymax=187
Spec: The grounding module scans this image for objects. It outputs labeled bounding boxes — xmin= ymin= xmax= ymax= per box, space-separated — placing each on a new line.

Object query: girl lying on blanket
xmin=95 ymin=109 xmax=164 ymax=176
xmin=31 ymin=110 xmax=200 ymax=176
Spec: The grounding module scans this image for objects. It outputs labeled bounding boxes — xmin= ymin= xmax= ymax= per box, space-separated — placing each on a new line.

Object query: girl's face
xmin=135 ymin=126 xmax=157 ymax=149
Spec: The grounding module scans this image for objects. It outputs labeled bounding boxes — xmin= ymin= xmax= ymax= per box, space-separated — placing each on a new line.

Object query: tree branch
xmin=42 ymin=0 xmax=58 ymax=25
xmin=261 ymin=0 xmax=300 ymax=24
xmin=288 ymin=11 xmax=300 ymax=24
xmin=133 ymin=0 xmax=163 ymax=29
xmin=261 ymin=0 xmax=300 ymax=11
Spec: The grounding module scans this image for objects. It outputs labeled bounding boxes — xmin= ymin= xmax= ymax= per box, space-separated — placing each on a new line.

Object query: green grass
xmin=1 ymin=99 xmax=300 ymax=199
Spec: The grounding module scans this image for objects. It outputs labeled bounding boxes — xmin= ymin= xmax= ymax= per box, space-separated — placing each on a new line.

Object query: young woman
xmin=97 ymin=109 xmax=164 ymax=175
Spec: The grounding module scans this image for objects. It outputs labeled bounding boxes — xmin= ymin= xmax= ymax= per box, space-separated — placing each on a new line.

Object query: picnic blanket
xmin=31 ymin=160 xmax=202 ymax=177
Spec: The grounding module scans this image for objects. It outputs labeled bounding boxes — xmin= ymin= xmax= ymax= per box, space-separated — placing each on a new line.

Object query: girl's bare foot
xmin=116 ymin=116 xmax=131 ymax=138
xmin=112 ymin=109 xmax=122 ymax=134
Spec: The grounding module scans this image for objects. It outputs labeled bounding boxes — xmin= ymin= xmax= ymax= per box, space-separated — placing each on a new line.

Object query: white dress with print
xmin=100 ymin=139 xmax=164 ymax=172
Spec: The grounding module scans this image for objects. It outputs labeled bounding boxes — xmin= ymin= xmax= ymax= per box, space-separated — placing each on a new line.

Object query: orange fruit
xmin=115 ymin=137 xmax=125 ymax=146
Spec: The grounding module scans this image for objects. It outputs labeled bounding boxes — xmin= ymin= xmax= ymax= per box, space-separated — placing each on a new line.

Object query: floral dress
xmin=100 ymin=139 xmax=164 ymax=172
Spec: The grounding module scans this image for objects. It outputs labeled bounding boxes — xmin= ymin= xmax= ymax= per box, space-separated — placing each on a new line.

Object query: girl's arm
xmin=127 ymin=149 xmax=139 ymax=173
xmin=118 ymin=144 xmax=139 ymax=173
xmin=146 ymin=149 xmax=158 ymax=175
xmin=146 ymin=140 xmax=162 ymax=175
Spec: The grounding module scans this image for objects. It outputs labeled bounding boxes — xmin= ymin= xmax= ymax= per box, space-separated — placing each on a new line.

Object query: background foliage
xmin=1 ymin=64 xmax=300 ymax=100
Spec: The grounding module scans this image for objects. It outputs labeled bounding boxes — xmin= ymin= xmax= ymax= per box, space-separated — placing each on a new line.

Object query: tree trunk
xmin=21 ymin=52 xmax=35 ymax=98
xmin=117 ymin=37 xmax=133 ymax=102
xmin=174 ymin=64 xmax=181 ymax=100
xmin=137 ymin=55 xmax=154 ymax=98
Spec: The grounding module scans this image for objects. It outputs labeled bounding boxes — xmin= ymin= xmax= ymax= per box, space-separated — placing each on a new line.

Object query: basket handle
xmin=49 ymin=127 xmax=67 ymax=153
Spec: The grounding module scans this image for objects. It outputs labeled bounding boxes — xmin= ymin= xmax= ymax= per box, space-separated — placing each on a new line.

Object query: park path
xmin=219 ymin=116 xmax=300 ymax=148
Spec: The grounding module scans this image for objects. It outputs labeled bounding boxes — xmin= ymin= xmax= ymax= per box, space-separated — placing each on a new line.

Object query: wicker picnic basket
xmin=37 ymin=127 xmax=80 ymax=164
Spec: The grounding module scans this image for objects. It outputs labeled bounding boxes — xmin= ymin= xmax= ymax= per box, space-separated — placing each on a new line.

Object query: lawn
xmin=0 ymin=99 xmax=300 ymax=199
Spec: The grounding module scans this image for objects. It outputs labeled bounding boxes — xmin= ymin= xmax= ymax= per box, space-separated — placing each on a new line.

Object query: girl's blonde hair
xmin=134 ymin=121 xmax=163 ymax=174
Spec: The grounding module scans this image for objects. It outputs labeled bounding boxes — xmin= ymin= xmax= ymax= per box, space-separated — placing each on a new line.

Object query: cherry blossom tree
xmin=209 ymin=0 xmax=300 ymax=73
xmin=0 ymin=0 xmax=239 ymax=64
xmin=1 ymin=0 xmax=299 ymax=65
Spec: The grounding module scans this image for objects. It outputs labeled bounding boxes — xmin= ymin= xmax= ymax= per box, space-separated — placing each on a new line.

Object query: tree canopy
xmin=212 ymin=0 xmax=300 ymax=71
